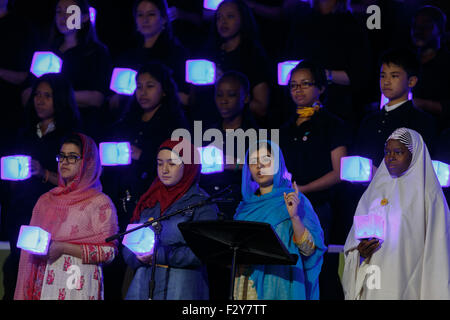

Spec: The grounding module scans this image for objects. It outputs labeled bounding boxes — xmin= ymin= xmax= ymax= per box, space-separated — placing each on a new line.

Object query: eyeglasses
xmin=288 ymin=81 xmax=316 ymax=90
xmin=56 ymin=154 xmax=82 ymax=164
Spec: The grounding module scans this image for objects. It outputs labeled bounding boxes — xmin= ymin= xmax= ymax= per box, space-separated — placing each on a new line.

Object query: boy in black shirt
xmin=354 ymin=48 xmax=436 ymax=168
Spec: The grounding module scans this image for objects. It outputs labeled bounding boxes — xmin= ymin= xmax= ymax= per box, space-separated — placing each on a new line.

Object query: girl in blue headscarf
xmin=233 ymin=140 xmax=326 ymax=300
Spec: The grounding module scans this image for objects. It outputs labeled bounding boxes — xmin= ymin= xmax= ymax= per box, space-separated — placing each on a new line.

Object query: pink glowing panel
xmin=432 ymin=160 xmax=450 ymax=188
xmin=30 ymin=51 xmax=63 ymax=78
xmin=17 ymin=226 xmax=51 ymax=255
xmin=185 ymin=59 xmax=216 ymax=85
xmin=197 ymin=145 xmax=224 ymax=174
xmin=340 ymin=156 xmax=372 ymax=182
xmin=122 ymin=224 xmax=155 ymax=255
xmin=99 ymin=142 xmax=132 ymax=166
xmin=277 ymin=60 xmax=301 ymax=85
xmin=354 ymin=214 xmax=385 ymax=241
xmin=380 ymin=92 xmax=413 ymax=109
xmin=1 ymin=155 xmax=32 ymax=181
xmin=110 ymin=68 xmax=138 ymax=95
xmin=203 ymin=0 xmax=224 ymax=10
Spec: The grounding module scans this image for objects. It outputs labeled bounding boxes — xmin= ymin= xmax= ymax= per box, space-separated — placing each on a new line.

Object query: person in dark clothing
xmin=2 ymin=73 xmax=81 ymax=300
xmin=0 ymin=0 xmax=36 ymax=153
xmin=110 ymin=0 xmax=190 ymax=115
xmin=354 ymin=48 xmax=437 ymax=168
xmin=192 ymin=0 xmax=270 ymax=128
xmin=198 ymin=71 xmax=259 ymax=300
xmin=22 ymin=0 xmax=111 ymax=140
xmin=100 ymin=62 xmax=189 ymax=299
xmin=410 ymin=5 xmax=450 ymax=131
xmin=279 ymin=60 xmax=350 ymax=300
xmin=284 ymin=0 xmax=372 ymax=129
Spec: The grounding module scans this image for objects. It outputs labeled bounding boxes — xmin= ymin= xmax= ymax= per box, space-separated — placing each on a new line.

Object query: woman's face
xmin=216 ymin=2 xmax=241 ymax=40
xmin=157 ymin=149 xmax=184 ymax=187
xmin=136 ymin=72 xmax=164 ymax=112
xmin=58 ymin=142 xmax=83 ymax=184
xmin=55 ymin=0 xmax=87 ymax=35
xmin=135 ymin=1 xmax=166 ymax=39
xmin=34 ymin=81 xmax=55 ymax=122
xmin=248 ymin=146 xmax=275 ymax=188
xmin=384 ymin=139 xmax=413 ymax=178
xmin=289 ymin=69 xmax=323 ymax=108
xmin=215 ymin=79 xmax=247 ymax=120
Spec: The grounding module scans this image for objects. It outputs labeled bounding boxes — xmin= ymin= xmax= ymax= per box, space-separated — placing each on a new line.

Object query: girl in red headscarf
xmin=14 ymin=133 xmax=119 ymax=300
xmin=123 ymin=138 xmax=218 ymax=300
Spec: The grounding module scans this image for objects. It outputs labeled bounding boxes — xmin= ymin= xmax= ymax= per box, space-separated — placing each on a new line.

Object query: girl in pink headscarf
xmin=14 ymin=133 xmax=119 ymax=300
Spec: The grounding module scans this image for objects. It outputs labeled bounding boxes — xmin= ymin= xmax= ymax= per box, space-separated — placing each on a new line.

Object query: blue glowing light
xmin=203 ymin=0 xmax=224 ymax=10
xmin=99 ymin=142 xmax=132 ymax=166
xmin=380 ymin=92 xmax=413 ymax=109
xmin=89 ymin=7 xmax=96 ymax=25
xmin=340 ymin=156 xmax=373 ymax=182
xmin=185 ymin=59 xmax=216 ymax=85
xmin=1 ymin=155 xmax=32 ymax=181
xmin=197 ymin=145 xmax=224 ymax=174
xmin=17 ymin=226 xmax=51 ymax=255
xmin=110 ymin=68 xmax=137 ymax=95
xmin=354 ymin=214 xmax=385 ymax=241
xmin=432 ymin=160 xmax=450 ymax=188
xmin=30 ymin=52 xmax=63 ymax=78
xmin=277 ymin=60 xmax=301 ymax=86
xmin=122 ymin=224 xmax=155 ymax=255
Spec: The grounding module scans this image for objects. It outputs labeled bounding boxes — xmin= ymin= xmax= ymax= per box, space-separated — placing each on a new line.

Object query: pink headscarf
xmin=14 ymin=133 xmax=118 ymax=300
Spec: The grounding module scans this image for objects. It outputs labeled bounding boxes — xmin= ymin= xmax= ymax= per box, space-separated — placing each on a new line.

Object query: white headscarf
xmin=342 ymin=128 xmax=450 ymax=300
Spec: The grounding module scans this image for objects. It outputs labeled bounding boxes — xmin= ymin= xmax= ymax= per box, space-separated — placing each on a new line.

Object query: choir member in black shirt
xmin=411 ymin=5 xmax=450 ymax=131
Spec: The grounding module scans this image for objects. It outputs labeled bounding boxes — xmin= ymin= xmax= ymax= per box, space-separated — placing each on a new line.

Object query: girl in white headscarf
xmin=342 ymin=128 xmax=450 ymax=300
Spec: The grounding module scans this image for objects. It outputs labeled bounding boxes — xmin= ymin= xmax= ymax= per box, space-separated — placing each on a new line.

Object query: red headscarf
xmin=14 ymin=133 xmax=118 ymax=300
xmin=131 ymin=138 xmax=201 ymax=222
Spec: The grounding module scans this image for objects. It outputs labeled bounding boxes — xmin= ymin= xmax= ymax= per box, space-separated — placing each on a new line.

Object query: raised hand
xmin=284 ymin=181 xmax=301 ymax=219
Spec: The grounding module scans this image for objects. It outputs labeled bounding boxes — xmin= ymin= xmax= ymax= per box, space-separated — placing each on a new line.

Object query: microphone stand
xmin=105 ymin=186 xmax=234 ymax=300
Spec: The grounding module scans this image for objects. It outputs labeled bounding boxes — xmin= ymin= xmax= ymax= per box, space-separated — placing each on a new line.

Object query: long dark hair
xmin=209 ymin=0 xmax=262 ymax=49
xmin=121 ymin=62 xmax=185 ymax=123
xmin=24 ymin=73 xmax=82 ymax=133
xmin=49 ymin=0 xmax=99 ymax=49
xmin=132 ymin=0 xmax=173 ymax=44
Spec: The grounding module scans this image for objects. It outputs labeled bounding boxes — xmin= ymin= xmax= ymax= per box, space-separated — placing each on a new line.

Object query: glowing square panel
xmin=432 ymin=160 xmax=450 ymax=188
xmin=354 ymin=214 xmax=385 ymax=241
xmin=186 ymin=59 xmax=216 ymax=85
xmin=99 ymin=142 xmax=132 ymax=166
xmin=198 ymin=145 xmax=224 ymax=174
xmin=340 ymin=156 xmax=372 ymax=182
xmin=30 ymin=51 xmax=63 ymax=78
xmin=122 ymin=224 xmax=155 ymax=256
xmin=110 ymin=68 xmax=137 ymax=95
xmin=277 ymin=60 xmax=301 ymax=85
xmin=17 ymin=226 xmax=51 ymax=255
xmin=203 ymin=0 xmax=224 ymax=10
xmin=1 ymin=155 xmax=32 ymax=181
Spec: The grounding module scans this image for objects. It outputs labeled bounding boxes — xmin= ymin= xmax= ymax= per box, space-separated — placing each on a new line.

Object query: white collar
xmin=384 ymin=99 xmax=409 ymax=112
xmin=36 ymin=121 xmax=56 ymax=138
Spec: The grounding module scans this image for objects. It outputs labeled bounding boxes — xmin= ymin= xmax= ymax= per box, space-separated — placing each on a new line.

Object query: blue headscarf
xmin=234 ymin=141 xmax=326 ymax=300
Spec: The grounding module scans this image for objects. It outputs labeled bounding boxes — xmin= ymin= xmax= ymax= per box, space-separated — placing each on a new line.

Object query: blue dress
xmin=123 ymin=184 xmax=218 ymax=300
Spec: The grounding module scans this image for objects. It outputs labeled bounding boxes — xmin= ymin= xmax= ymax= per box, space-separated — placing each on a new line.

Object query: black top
xmin=412 ymin=49 xmax=450 ymax=131
xmin=115 ymin=32 xmax=190 ymax=94
xmin=0 ymin=12 xmax=35 ymax=132
xmin=284 ymin=6 xmax=372 ymax=125
xmin=353 ymin=100 xmax=437 ymax=167
xmin=199 ymin=109 xmax=259 ymax=220
xmin=279 ymin=108 xmax=351 ymax=206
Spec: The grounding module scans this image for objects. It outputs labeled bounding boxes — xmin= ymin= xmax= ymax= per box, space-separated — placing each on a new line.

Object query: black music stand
xmin=178 ymin=220 xmax=298 ymax=300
